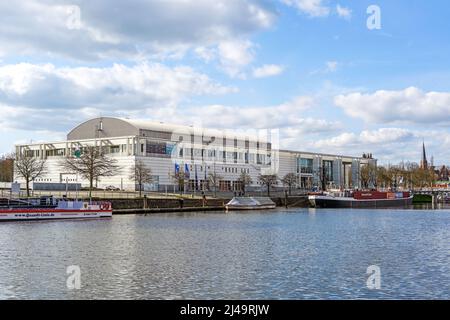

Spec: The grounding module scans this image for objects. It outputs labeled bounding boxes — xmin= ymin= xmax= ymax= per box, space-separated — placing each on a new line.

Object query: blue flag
xmin=194 ymin=164 xmax=199 ymax=191
xmin=184 ymin=163 xmax=190 ymax=179
xmin=175 ymin=163 xmax=180 ymax=174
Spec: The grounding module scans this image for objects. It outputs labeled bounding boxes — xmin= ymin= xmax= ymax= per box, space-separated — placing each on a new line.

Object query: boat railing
xmin=56 ymin=200 xmax=112 ymax=210
xmin=0 ymin=197 xmax=58 ymax=209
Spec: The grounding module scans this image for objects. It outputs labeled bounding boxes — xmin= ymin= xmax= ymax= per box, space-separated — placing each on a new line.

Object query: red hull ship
xmin=308 ymin=191 xmax=413 ymax=209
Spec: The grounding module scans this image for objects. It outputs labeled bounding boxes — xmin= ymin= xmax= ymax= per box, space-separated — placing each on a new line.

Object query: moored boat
xmin=225 ymin=197 xmax=276 ymax=211
xmin=0 ymin=197 xmax=112 ymax=221
xmin=308 ymin=191 xmax=413 ymax=209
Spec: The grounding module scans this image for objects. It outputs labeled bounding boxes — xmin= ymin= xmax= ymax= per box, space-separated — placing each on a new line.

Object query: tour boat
xmin=225 ymin=197 xmax=276 ymax=211
xmin=0 ymin=197 xmax=112 ymax=221
xmin=308 ymin=190 xmax=413 ymax=209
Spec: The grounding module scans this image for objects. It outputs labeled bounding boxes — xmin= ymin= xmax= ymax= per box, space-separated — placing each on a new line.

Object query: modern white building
xmin=15 ymin=117 xmax=376 ymax=192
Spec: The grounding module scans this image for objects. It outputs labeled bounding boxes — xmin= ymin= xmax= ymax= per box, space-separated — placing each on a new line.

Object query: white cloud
xmin=180 ymin=96 xmax=341 ymax=132
xmin=0 ymin=62 xmax=235 ymax=111
xmin=334 ymin=87 xmax=450 ymax=124
xmin=196 ymin=42 xmax=282 ymax=79
xmin=194 ymin=46 xmax=217 ymax=62
xmin=281 ymin=1 xmax=353 ymax=20
xmin=217 ymin=40 xmax=255 ymax=78
xmin=0 ymin=104 xmax=85 ymax=132
xmin=313 ymin=128 xmax=415 ymax=149
xmin=336 ymin=4 xmax=352 ymax=20
xmin=310 ymin=60 xmax=339 ymax=75
xmin=308 ymin=127 xmax=450 ymax=165
xmin=281 ymin=0 xmax=331 ymax=17
xmin=0 ymin=0 xmax=277 ymax=60
xmin=309 ymin=128 xmax=416 ymax=162
xmin=325 ymin=61 xmax=338 ymax=72
xmin=252 ymin=64 xmax=285 ymax=78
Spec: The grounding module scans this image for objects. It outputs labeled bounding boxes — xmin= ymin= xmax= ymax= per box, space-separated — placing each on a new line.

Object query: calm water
xmin=0 ymin=208 xmax=449 ymax=300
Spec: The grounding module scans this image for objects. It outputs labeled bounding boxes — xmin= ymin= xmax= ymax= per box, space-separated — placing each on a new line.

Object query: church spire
xmin=420 ymin=140 xmax=428 ymax=169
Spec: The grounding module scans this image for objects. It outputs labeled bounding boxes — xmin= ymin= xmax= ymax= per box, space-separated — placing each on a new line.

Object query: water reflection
xmin=0 ymin=209 xmax=449 ymax=299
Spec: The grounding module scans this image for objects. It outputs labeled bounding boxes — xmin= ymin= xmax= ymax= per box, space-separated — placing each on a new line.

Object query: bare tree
xmin=281 ymin=173 xmax=297 ymax=195
xmin=360 ymin=163 xmax=377 ymax=189
xmin=59 ymin=146 xmax=120 ymax=198
xmin=258 ymin=174 xmax=278 ymax=197
xmin=0 ymin=153 xmax=14 ymax=182
xmin=15 ymin=154 xmax=46 ymax=197
xmin=172 ymin=169 xmax=187 ymax=195
xmin=376 ymin=166 xmax=391 ymax=189
xmin=208 ymin=171 xmax=223 ymax=197
xmin=130 ymin=160 xmax=153 ymax=197
xmin=376 ymin=162 xmax=437 ymax=191
xmin=238 ymin=171 xmax=252 ymax=195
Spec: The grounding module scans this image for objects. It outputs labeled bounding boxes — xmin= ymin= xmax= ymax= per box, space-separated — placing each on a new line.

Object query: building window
xmin=299 ymin=158 xmax=313 ymax=174
xmin=323 ymin=160 xmax=333 ymax=183
xmin=146 ymin=142 xmax=166 ymax=155
xmin=45 ymin=148 xmax=65 ymax=157
xmin=256 ymin=154 xmax=263 ymax=164
xmin=110 ymin=145 xmax=120 ymax=154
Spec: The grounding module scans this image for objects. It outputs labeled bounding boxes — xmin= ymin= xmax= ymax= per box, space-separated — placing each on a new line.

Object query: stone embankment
xmin=110 ymin=196 xmax=309 ymax=214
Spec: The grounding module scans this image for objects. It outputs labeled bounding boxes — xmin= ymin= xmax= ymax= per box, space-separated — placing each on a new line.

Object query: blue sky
xmin=1 ymin=0 xmax=450 ymax=165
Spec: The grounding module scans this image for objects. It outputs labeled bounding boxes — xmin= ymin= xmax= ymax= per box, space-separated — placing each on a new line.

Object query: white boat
xmin=225 ymin=197 xmax=276 ymax=211
xmin=0 ymin=198 xmax=112 ymax=221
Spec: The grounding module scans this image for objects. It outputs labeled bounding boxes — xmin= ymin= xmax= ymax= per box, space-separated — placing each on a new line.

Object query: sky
xmin=1 ymin=0 xmax=450 ymax=165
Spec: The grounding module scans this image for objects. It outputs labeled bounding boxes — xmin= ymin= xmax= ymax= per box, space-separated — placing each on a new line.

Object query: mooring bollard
xmin=179 ymin=198 xmax=184 ymax=209
xmin=285 ymin=190 xmax=288 ymax=208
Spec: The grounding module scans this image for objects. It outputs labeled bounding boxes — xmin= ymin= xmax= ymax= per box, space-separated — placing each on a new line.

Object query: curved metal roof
xmin=67 ymin=117 xmax=269 ymax=142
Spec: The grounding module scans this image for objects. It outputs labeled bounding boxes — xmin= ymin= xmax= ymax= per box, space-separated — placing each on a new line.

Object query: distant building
xmin=436 ymin=165 xmax=450 ymax=181
xmin=15 ymin=117 xmax=376 ymax=192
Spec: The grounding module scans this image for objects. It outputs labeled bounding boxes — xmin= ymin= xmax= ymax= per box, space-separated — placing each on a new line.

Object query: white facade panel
xmin=13 ymin=118 xmax=375 ymax=192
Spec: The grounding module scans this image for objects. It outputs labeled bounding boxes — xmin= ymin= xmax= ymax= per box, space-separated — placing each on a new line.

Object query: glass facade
xmin=146 ymin=142 xmax=167 ymax=155
xmin=146 ymin=142 xmax=176 ymax=156
xmin=323 ymin=160 xmax=333 ymax=184
xmin=298 ymin=158 xmax=313 ymax=174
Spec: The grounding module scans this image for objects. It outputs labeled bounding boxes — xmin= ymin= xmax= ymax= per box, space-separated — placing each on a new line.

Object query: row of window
xmin=140 ymin=131 xmax=272 ymax=150
xmin=184 ymin=165 xmax=250 ymax=174
xmin=23 ymin=143 xmax=271 ymax=164
xmin=34 ymin=178 xmax=53 ymax=182
xmin=24 ymin=149 xmax=65 ymax=157
xmin=223 ymin=167 xmax=250 ymax=174
xmin=23 ymin=146 xmax=125 ymax=158
xmin=186 ymin=179 xmax=274 ymax=192
xmin=297 ymin=158 xmax=336 ymax=179
xmin=174 ymin=148 xmax=270 ymax=165
xmin=143 ymin=142 xmax=270 ymax=159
